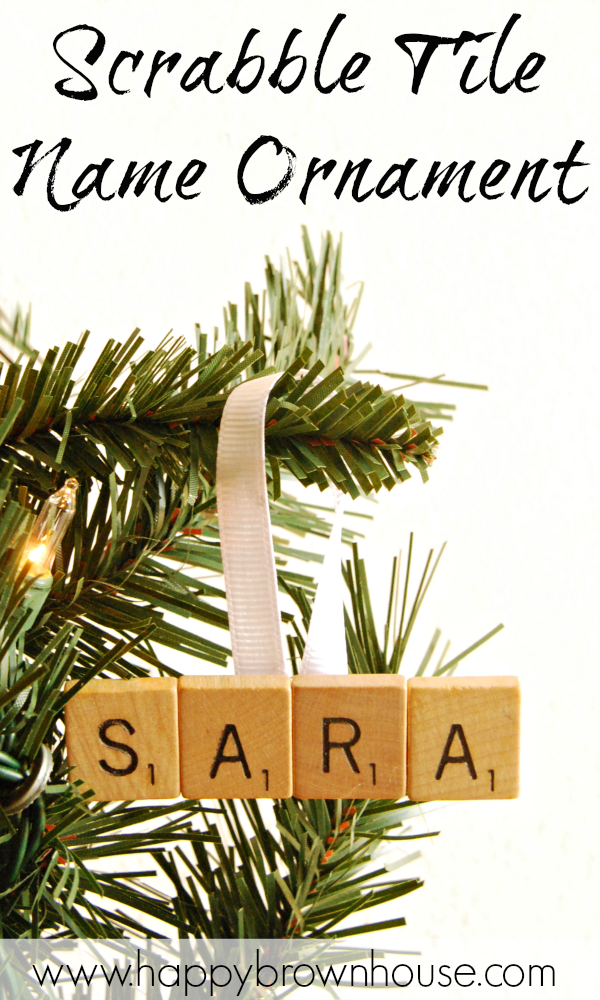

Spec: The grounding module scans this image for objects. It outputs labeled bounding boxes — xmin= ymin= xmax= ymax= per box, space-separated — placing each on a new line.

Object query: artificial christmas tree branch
xmin=0 ymin=230 xmax=497 ymax=942
xmin=0 ymin=336 xmax=440 ymax=498
xmin=0 ymin=231 xmax=441 ymax=681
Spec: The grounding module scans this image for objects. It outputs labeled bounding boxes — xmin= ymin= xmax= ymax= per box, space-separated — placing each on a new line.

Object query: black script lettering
xmin=175 ymin=159 xmax=207 ymax=199
xmin=315 ymin=14 xmax=370 ymax=94
xmin=144 ymin=51 xmax=182 ymax=98
xmin=53 ymin=24 xmax=105 ymax=100
xmin=72 ymin=159 xmax=116 ymax=201
xmin=334 ymin=158 xmax=374 ymax=201
xmin=553 ymin=139 xmax=589 ymax=205
xmin=118 ymin=160 xmax=173 ymax=202
xmin=108 ymin=50 xmax=144 ymax=95
xmin=238 ymin=135 xmax=296 ymax=204
xmin=180 ymin=53 xmax=223 ymax=93
xmin=226 ymin=29 xmax=265 ymax=93
xmin=268 ymin=29 xmax=307 ymax=93
xmin=299 ymin=156 xmax=337 ymax=204
xmin=421 ymin=160 xmax=477 ymax=201
xmin=12 ymin=138 xmax=80 ymax=212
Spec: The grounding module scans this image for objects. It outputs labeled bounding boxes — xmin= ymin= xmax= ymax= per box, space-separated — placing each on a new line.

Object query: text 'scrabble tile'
xmin=292 ymin=675 xmax=407 ymax=799
xmin=407 ymin=676 xmax=520 ymax=801
xmin=178 ymin=676 xmax=292 ymax=799
xmin=64 ymin=678 xmax=179 ymax=801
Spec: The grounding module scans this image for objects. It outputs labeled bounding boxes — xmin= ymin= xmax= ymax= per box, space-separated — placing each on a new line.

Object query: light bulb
xmin=27 ymin=544 xmax=49 ymax=564
xmin=26 ymin=478 xmax=79 ymax=573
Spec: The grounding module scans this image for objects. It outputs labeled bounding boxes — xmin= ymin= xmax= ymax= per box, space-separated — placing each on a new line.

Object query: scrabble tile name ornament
xmin=65 ymin=373 xmax=520 ymax=801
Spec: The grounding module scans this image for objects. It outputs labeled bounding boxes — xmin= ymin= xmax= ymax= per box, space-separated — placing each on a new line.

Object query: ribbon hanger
xmin=217 ymin=373 xmax=347 ymax=676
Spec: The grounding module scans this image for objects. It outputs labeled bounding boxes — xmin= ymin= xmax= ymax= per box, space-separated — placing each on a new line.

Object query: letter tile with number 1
xmin=407 ymin=676 xmax=520 ymax=800
xmin=64 ymin=678 xmax=179 ymax=800
xmin=178 ymin=676 xmax=292 ymax=798
xmin=292 ymin=675 xmax=407 ymax=799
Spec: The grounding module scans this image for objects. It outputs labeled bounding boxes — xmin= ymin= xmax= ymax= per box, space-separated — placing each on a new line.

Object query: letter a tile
xmin=178 ymin=676 xmax=292 ymax=799
xmin=292 ymin=676 xmax=406 ymax=799
xmin=65 ymin=678 xmax=179 ymax=800
xmin=407 ymin=677 xmax=520 ymax=800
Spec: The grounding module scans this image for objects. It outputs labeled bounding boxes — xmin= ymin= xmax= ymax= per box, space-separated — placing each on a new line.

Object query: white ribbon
xmin=217 ymin=373 xmax=287 ymax=675
xmin=300 ymin=486 xmax=347 ymax=675
xmin=217 ymin=373 xmax=348 ymax=676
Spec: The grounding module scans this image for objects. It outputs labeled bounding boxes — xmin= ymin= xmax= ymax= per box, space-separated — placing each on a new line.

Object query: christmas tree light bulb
xmin=28 ymin=543 xmax=49 ymax=564
xmin=27 ymin=478 xmax=78 ymax=573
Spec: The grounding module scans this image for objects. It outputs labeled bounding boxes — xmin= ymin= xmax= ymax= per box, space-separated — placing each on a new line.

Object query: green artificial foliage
xmin=0 ymin=229 xmax=498 ymax=940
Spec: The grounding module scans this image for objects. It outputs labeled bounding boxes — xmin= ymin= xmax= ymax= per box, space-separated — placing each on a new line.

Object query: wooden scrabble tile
xmin=64 ymin=678 xmax=179 ymax=800
xmin=178 ymin=676 xmax=292 ymax=799
xmin=292 ymin=675 xmax=406 ymax=799
xmin=407 ymin=677 xmax=520 ymax=801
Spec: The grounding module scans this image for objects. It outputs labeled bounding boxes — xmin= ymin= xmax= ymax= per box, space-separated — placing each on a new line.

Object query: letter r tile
xmin=178 ymin=676 xmax=292 ymax=799
xmin=64 ymin=678 xmax=179 ymax=801
xmin=292 ymin=676 xmax=406 ymax=799
xmin=407 ymin=677 xmax=520 ymax=800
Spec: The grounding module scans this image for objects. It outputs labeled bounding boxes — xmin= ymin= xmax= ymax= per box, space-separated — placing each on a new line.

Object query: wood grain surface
xmin=178 ymin=676 xmax=292 ymax=799
xmin=407 ymin=676 xmax=520 ymax=800
xmin=64 ymin=678 xmax=179 ymax=800
xmin=292 ymin=675 xmax=407 ymax=799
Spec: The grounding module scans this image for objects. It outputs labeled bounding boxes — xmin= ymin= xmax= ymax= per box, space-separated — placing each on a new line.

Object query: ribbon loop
xmin=217 ymin=374 xmax=287 ymax=675
xmin=216 ymin=373 xmax=348 ymax=676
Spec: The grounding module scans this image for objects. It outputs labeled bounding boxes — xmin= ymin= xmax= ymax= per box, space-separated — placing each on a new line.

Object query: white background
xmin=0 ymin=0 xmax=598 ymax=947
